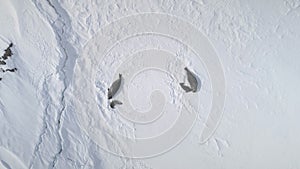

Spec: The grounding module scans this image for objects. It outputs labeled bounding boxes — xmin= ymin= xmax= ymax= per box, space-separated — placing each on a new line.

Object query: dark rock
xmin=4 ymin=48 xmax=12 ymax=56
xmin=0 ymin=61 xmax=6 ymax=65
xmin=5 ymin=68 xmax=17 ymax=72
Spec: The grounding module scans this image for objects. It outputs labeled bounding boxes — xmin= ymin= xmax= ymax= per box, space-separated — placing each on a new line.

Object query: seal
xmin=184 ymin=67 xmax=198 ymax=92
xmin=108 ymin=74 xmax=122 ymax=99
xmin=110 ymin=100 xmax=123 ymax=109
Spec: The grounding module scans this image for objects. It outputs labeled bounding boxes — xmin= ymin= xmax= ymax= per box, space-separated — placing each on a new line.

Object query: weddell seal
xmin=185 ymin=67 xmax=198 ymax=92
xmin=110 ymin=100 xmax=123 ymax=109
xmin=179 ymin=67 xmax=199 ymax=93
xmin=108 ymin=74 xmax=122 ymax=99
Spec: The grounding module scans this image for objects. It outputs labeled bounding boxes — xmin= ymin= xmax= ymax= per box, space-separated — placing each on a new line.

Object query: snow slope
xmin=0 ymin=0 xmax=299 ymax=169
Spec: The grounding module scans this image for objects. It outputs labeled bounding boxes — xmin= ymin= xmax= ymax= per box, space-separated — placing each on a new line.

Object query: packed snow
xmin=0 ymin=0 xmax=299 ymax=169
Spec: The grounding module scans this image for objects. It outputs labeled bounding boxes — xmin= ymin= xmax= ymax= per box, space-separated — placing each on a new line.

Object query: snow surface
xmin=0 ymin=0 xmax=300 ymax=169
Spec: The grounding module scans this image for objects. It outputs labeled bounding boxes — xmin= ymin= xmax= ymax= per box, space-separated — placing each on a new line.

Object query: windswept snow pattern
xmin=0 ymin=0 xmax=300 ymax=169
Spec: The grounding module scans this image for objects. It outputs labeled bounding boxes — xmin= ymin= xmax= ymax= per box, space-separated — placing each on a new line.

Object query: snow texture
xmin=0 ymin=0 xmax=300 ymax=168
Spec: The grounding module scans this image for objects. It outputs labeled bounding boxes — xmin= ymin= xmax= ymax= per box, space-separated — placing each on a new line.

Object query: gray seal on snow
xmin=108 ymin=74 xmax=122 ymax=99
xmin=110 ymin=100 xmax=123 ymax=109
xmin=179 ymin=67 xmax=199 ymax=93
xmin=184 ymin=67 xmax=198 ymax=92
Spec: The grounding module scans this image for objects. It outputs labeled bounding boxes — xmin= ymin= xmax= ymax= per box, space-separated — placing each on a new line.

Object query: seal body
xmin=184 ymin=67 xmax=198 ymax=93
xmin=108 ymin=74 xmax=122 ymax=99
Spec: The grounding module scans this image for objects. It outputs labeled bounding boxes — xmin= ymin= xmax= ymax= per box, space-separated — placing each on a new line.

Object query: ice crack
xmin=31 ymin=0 xmax=77 ymax=168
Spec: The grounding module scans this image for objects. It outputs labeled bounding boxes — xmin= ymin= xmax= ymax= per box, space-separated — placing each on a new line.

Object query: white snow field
xmin=0 ymin=0 xmax=299 ymax=169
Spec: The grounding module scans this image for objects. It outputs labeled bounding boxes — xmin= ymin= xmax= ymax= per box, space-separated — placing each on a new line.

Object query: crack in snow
xmin=29 ymin=74 xmax=54 ymax=169
xmin=29 ymin=106 xmax=49 ymax=168
xmin=31 ymin=0 xmax=76 ymax=168
xmin=45 ymin=0 xmax=68 ymax=168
